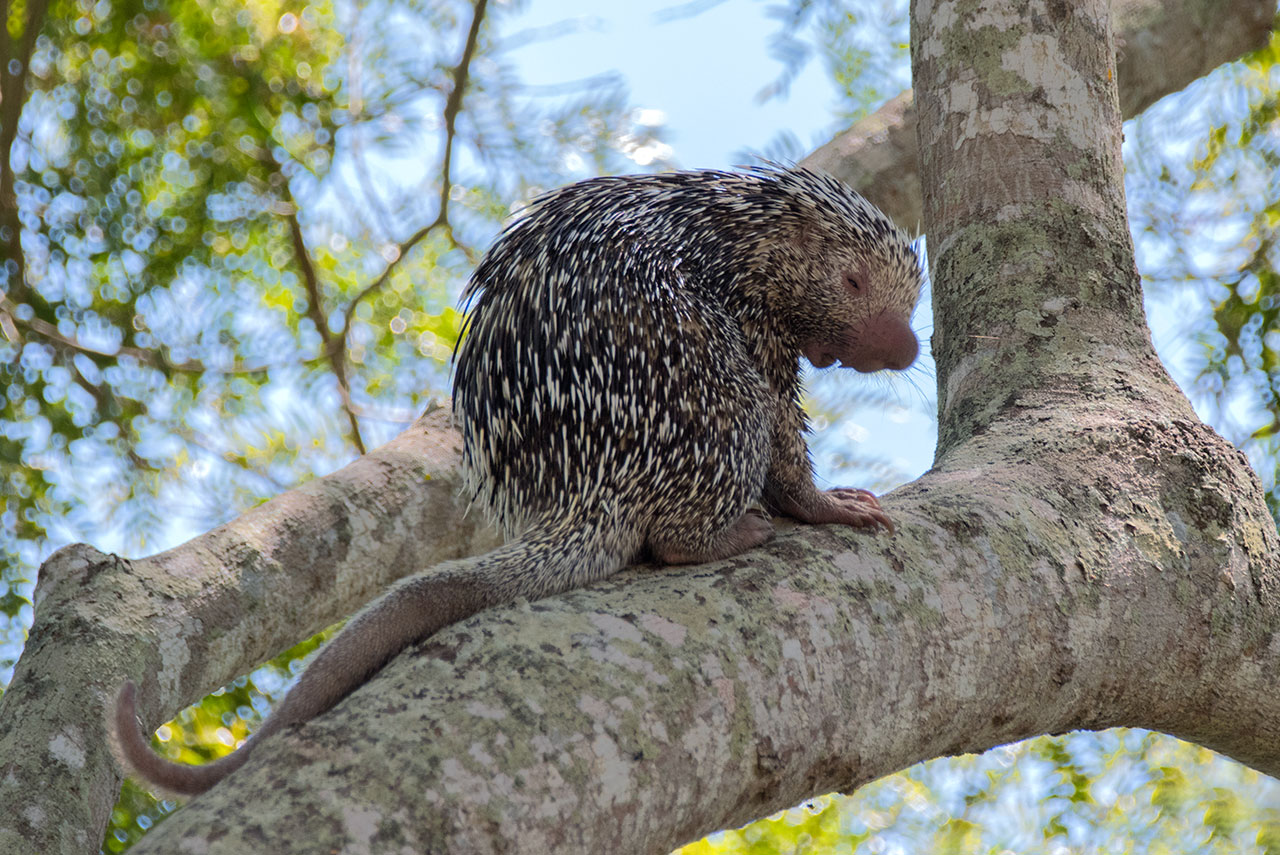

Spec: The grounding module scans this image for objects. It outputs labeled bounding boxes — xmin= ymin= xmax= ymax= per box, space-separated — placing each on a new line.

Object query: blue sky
xmin=506 ymin=1 xmax=843 ymax=168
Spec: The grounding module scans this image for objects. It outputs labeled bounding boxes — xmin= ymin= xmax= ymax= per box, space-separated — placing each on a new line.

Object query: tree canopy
xmin=1 ymin=1 xmax=1278 ymax=853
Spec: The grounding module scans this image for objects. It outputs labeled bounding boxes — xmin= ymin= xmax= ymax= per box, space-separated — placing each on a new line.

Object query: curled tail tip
xmin=109 ymin=679 xmax=239 ymax=799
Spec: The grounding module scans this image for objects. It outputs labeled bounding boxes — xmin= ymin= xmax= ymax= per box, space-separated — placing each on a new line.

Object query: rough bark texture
xmin=802 ymin=0 xmax=1276 ymax=230
xmin=107 ymin=1 xmax=1279 ymax=852
xmin=910 ymin=0 xmax=1279 ymax=775
xmin=0 ymin=404 xmax=500 ymax=855
xmin=0 ymin=1 xmax=1276 ymax=854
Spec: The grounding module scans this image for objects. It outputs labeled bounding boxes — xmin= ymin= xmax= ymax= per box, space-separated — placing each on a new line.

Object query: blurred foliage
xmin=752 ymin=0 xmax=909 ymax=124
xmin=677 ymin=732 xmax=1280 ymax=855
xmin=2 ymin=0 xmax=1279 ymax=852
xmin=1 ymin=0 xmax=667 ymax=677
xmin=1127 ymin=31 xmax=1280 ymax=518
xmin=0 ymin=0 xmax=668 ymax=847
xmin=724 ymin=0 xmax=911 ymax=167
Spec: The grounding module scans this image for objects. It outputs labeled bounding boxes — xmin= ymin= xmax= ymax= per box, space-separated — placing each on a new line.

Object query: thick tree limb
xmin=1 ymin=1 xmax=1277 ymax=854
xmin=0 ymin=404 xmax=500 ymax=855
xmin=107 ymin=403 xmax=1279 ymax=854
xmin=802 ymin=0 xmax=1277 ymax=229
xmin=102 ymin=2 xmax=1280 ymax=853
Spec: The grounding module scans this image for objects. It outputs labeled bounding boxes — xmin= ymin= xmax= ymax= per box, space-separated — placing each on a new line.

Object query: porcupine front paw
xmin=774 ymin=486 xmax=895 ymax=534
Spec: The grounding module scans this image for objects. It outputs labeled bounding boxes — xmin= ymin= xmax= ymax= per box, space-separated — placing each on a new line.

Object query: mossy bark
xmin=1 ymin=2 xmax=1277 ymax=854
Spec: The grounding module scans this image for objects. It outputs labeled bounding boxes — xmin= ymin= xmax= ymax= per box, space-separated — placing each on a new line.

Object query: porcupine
xmin=113 ymin=165 xmax=924 ymax=796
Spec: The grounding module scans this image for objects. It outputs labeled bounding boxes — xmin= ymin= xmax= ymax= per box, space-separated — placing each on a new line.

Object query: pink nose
xmin=850 ymin=312 xmax=918 ymax=373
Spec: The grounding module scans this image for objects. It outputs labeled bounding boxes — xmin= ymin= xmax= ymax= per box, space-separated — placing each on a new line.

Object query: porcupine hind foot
xmin=649 ymin=510 xmax=775 ymax=565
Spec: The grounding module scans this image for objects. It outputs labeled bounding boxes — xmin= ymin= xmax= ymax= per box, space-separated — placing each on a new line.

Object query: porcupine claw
xmin=769 ymin=485 xmax=896 ymax=534
xmin=821 ymin=487 xmax=895 ymax=534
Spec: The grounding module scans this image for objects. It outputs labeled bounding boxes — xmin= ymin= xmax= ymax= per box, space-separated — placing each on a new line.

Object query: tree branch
xmin=337 ymin=0 xmax=488 ymax=341
xmin=0 ymin=0 xmax=50 ymax=301
xmin=434 ymin=0 xmax=488 ymax=231
xmin=112 ymin=412 xmax=1279 ymax=854
xmin=65 ymin=358 xmax=152 ymax=470
xmin=801 ymin=0 xmax=1276 ymax=229
xmin=0 ymin=297 xmax=281 ymax=376
xmin=284 ymin=193 xmax=367 ymax=453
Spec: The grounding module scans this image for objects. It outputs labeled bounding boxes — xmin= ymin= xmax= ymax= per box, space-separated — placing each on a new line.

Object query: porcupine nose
xmin=851 ymin=311 xmax=918 ymax=373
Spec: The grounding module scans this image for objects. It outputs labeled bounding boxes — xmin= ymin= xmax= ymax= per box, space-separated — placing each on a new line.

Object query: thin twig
xmin=435 ymin=0 xmax=490 ymax=231
xmin=0 ymin=0 xmax=52 ymax=303
xmin=338 ymin=221 xmax=449 ymax=340
xmin=338 ymin=0 xmax=489 ymax=344
xmin=283 ymin=189 xmax=368 ymax=454
xmin=0 ymin=298 xmax=281 ymax=375
xmin=67 ymin=360 xmax=151 ymax=470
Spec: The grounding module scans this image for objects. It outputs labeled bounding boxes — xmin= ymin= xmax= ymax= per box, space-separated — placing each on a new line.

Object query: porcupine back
xmin=451 ymin=166 xmax=920 ymax=581
xmin=453 ymin=171 xmax=776 ymax=587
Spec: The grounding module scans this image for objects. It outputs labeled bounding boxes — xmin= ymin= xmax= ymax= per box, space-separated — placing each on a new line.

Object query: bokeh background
xmin=1 ymin=0 xmax=1278 ymax=851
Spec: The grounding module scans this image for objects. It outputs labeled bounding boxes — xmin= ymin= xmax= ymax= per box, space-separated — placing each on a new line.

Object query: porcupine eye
xmin=844 ymin=273 xmax=861 ymax=292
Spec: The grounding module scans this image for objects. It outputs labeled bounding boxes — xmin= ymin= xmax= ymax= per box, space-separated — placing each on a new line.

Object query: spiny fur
xmin=113 ymin=165 xmax=923 ymax=797
xmin=453 ymin=165 xmax=922 ymax=574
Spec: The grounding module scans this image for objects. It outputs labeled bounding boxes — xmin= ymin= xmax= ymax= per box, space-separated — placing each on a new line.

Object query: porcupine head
xmin=759 ymin=169 xmax=921 ymax=375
